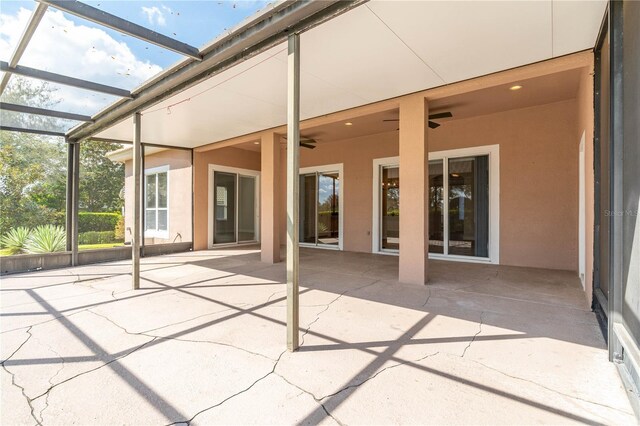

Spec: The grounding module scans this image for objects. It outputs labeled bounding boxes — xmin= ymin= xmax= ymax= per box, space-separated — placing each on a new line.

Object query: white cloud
xmin=0 ymin=7 xmax=163 ymax=116
xmin=141 ymin=6 xmax=166 ymax=27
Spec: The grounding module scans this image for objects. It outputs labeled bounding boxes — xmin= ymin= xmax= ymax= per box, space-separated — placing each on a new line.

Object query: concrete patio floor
xmin=0 ymin=247 xmax=635 ymax=425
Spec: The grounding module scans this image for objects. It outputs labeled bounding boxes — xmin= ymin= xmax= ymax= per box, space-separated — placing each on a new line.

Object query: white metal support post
xmin=286 ymin=33 xmax=300 ymax=352
xmin=132 ymin=112 xmax=142 ymax=289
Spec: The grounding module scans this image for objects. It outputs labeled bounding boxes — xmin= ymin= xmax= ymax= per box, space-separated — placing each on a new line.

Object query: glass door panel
xmin=447 ymin=156 xmax=489 ymax=257
xmin=213 ymin=172 xmax=236 ymax=244
xmin=238 ymin=176 xmax=256 ymax=242
xmin=318 ymin=173 xmax=340 ymax=246
xmin=300 ymin=174 xmax=317 ymax=244
xmin=429 ymin=160 xmax=444 ymax=253
xmin=381 ymin=166 xmax=400 ymax=250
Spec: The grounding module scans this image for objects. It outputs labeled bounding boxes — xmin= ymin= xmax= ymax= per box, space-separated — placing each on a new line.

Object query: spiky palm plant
xmin=1 ymin=227 xmax=31 ymax=255
xmin=24 ymin=225 xmax=66 ymax=254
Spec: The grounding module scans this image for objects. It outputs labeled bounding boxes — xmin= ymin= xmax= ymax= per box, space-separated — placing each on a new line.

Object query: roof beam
xmin=37 ymin=0 xmax=201 ymax=60
xmin=0 ymin=61 xmax=133 ymax=98
xmin=67 ymin=0 xmax=368 ymax=142
xmin=0 ymin=102 xmax=93 ymax=122
xmin=0 ymin=2 xmax=48 ymax=95
xmin=0 ymin=125 xmax=66 ymax=137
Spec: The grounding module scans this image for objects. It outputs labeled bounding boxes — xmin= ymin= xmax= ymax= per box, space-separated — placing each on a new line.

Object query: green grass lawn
xmin=79 ymin=243 xmax=125 ymax=251
xmin=0 ymin=243 xmax=125 ymax=256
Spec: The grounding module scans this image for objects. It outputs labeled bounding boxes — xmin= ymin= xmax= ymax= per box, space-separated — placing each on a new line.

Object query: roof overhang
xmin=79 ymin=0 xmax=607 ymax=148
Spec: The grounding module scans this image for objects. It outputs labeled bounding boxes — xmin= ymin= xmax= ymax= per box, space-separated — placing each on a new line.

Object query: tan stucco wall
xmin=124 ymin=149 xmax=192 ymax=245
xmin=430 ymin=99 xmax=579 ymax=271
xmin=275 ymin=99 xmax=580 ymax=271
xmin=577 ymin=66 xmax=595 ymax=305
xmin=193 ymin=146 xmax=261 ymax=250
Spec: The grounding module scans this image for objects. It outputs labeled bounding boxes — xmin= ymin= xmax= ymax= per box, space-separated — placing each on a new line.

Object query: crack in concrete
xmin=266 ymin=289 xmax=286 ymax=303
xmin=0 ymin=326 xmax=43 ymax=426
xmin=300 ymin=280 xmax=381 ymax=347
xmin=162 ymin=278 xmax=386 ymax=426
xmin=318 ymin=351 xmax=441 ymax=402
xmin=422 ymin=287 xmax=432 ymax=307
xmin=1 ymin=289 xmax=105 ymax=310
xmin=273 ymin=372 xmax=344 ymax=426
xmin=467 ymin=357 xmax=634 ymax=416
xmin=1 ymin=308 xmax=91 ymax=335
xmin=86 ymin=309 xmax=276 ymax=361
xmin=168 ymin=349 xmax=289 ymax=426
xmin=27 ymin=336 xmax=67 ymax=424
xmin=461 ymin=311 xmax=484 ymax=357
xmin=140 ymin=305 xmax=250 ymax=334
xmin=30 ymin=336 xmax=158 ymax=408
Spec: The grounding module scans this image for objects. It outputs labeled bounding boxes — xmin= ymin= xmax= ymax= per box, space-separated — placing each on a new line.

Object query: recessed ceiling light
xmin=509 ymin=85 xmax=523 ymax=91
xmin=253 ymin=141 xmax=260 ymax=145
xmin=345 ymin=122 xmax=353 ymax=126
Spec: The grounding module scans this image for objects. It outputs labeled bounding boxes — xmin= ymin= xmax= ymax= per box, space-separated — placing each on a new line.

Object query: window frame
xmin=144 ymin=165 xmax=170 ymax=239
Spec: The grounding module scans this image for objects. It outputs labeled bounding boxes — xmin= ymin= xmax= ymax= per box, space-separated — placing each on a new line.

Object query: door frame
xmin=299 ymin=163 xmax=344 ymax=250
xmin=207 ymin=164 xmax=260 ymax=248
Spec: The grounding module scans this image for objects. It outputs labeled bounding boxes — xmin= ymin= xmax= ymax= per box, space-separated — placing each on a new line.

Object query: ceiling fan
xmin=383 ymin=111 xmax=453 ymax=129
xmin=282 ymin=134 xmax=318 ymax=149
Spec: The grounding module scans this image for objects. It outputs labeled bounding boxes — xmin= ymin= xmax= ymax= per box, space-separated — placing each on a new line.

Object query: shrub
xmin=114 ymin=216 xmax=125 ymax=240
xmin=78 ymin=231 xmax=122 ymax=245
xmin=1 ymin=227 xmax=31 ymax=255
xmin=78 ymin=212 xmax=121 ymax=233
xmin=24 ymin=225 xmax=66 ymax=254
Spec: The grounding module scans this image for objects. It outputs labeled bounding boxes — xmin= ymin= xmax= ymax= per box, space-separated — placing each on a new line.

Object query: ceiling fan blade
xmin=428 ymin=121 xmax=440 ymax=129
xmin=428 ymin=111 xmax=453 ymax=120
xmin=300 ymin=142 xmax=316 ymax=149
xmin=300 ymin=138 xmax=317 ymax=144
xmin=383 ymin=119 xmax=400 ymax=122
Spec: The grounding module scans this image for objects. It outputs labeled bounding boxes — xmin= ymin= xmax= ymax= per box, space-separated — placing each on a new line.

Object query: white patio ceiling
xmin=94 ymin=0 xmax=607 ymax=148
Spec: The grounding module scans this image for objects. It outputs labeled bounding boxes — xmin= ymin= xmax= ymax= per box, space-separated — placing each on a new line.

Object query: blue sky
xmin=1 ymin=0 xmax=271 ymax=68
xmin=0 ymin=0 xmax=271 ymax=128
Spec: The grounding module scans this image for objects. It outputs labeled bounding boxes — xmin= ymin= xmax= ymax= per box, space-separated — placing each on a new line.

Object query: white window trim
xmin=371 ymin=145 xmax=500 ymax=264
xmin=299 ymin=163 xmax=344 ymax=251
xmin=144 ymin=165 xmax=169 ymax=239
xmin=207 ymin=164 xmax=260 ymax=249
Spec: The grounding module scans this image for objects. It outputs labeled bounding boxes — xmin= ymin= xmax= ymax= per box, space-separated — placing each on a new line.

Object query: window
xmin=145 ymin=166 xmax=169 ymax=238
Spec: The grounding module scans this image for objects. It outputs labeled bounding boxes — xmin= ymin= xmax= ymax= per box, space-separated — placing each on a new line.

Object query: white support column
xmin=398 ymin=94 xmax=429 ymax=285
xmin=286 ymin=33 xmax=300 ymax=352
xmin=132 ymin=112 xmax=142 ymax=290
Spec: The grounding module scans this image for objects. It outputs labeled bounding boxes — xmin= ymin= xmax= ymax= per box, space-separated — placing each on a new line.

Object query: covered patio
xmin=1 ymin=248 xmax=633 ymax=424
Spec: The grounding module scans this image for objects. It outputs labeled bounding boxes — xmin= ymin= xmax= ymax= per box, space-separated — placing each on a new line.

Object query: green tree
xmin=79 ymin=140 xmax=124 ymax=212
xmin=0 ymin=78 xmax=66 ymax=236
xmin=0 ymin=77 xmax=125 ymax=238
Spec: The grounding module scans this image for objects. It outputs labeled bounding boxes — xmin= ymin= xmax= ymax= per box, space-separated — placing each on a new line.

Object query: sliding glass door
xmin=299 ymin=168 xmax=341 ymax=247
xmin=429 ymin=155 xmax=489 ymax=258
xmin=375 ymin=147 xmax=497 ymax=261
xmin=212 ymin=170 xmax=257 ymax=245
xmin=381 ymin=166 xmax=400 ymax=251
